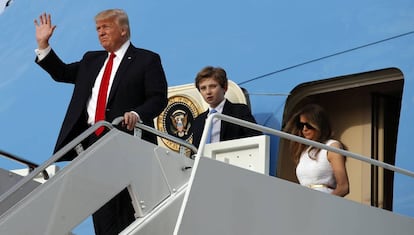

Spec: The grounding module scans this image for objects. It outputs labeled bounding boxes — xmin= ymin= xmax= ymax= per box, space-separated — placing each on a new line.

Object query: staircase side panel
xmin=176 ymin=157 xmax=414 ymax=235
xmin=0 ymin=130 xmax=173 ymax=235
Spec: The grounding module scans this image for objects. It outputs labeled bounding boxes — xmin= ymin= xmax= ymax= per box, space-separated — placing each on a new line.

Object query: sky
xmin=1 ymin=0 xmax=414 ymax=234
xmin=2 ymin=0 xmax=414 ymax=169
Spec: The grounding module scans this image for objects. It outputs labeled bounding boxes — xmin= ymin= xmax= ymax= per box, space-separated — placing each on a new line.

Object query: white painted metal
xmin=0 ymin=168 xmax=40 ymax=214
xmin=203 ymin=135 xmax=270 ymax=174
xmin=1 ymin=115 xmax=414 ymax=235
xmin=175 ymin=156 xmax=414 ymax=235
xmin=0 ymin=129 xmax=193 ymax=235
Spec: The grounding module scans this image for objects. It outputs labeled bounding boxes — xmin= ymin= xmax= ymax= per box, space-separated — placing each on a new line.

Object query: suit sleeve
xmin=134 ymin=53 xmax=168 ymax=122
xmin=238 ymin=105 xmax=263 ymax=137
xmin=36 ymin=49 xmax=80 ymax=84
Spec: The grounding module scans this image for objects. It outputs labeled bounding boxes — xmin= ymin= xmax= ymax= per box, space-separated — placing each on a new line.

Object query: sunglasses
xmin=297 ymin=122 xmax=316 ymax=130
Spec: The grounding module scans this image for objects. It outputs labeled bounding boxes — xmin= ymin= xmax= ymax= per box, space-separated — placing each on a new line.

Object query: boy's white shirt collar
xmin=209 ymin=98 xmax=226 ymax=114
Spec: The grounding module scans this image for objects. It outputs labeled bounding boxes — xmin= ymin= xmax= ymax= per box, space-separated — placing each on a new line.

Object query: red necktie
xmin=95 ymin=53 xmax=116 ymax=136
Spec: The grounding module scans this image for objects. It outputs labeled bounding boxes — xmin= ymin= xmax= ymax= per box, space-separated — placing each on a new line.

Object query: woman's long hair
xmin=283 ymin=104 xmax=333 ymax=164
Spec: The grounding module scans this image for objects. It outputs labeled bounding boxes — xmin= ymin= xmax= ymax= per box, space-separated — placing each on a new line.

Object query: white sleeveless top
xmin=295 ymin=139 xmax=338 ymax=193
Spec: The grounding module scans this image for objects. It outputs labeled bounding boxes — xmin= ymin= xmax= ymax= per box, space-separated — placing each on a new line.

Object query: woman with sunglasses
xmin=284 ymin=103 xmax=349 ymax=197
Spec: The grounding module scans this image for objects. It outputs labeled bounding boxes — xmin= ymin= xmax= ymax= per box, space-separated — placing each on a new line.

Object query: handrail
xmin=111 ymin=117 xmax=198 ymax=155
xmin=197 ymin=112 xmax=414 ymax=179
xmin=0 ymin=120 xmax=115 ymax=206
xmin=0 ymin=150 xmax=49 ymax=180
xmin=0 ymin=119 xmax=197 ymax=208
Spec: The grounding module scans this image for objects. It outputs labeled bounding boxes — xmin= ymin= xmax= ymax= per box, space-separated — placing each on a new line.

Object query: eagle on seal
xmin=170 ymin=110 xmax=191 ymax=138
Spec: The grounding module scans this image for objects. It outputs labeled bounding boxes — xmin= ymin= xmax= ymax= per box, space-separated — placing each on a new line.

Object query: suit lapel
xmin=107 ymin=44 xmax=136 ymax=105
xmin=220 ymin=100 xmax=232 ymax=140
xmin=88 ymin=53 xmax=107 ymax=91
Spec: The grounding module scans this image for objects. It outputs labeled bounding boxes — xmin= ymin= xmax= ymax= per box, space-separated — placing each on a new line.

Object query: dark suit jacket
xmin=37 ymin=44 xmax=168 ymax=160
xmin=191 ymin=99 xmax=262 ymax=148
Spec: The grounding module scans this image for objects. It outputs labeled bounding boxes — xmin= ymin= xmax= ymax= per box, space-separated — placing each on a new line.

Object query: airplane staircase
xmin=0 ymin=119 xmax=195 ymax=235
xmin=0 ymin=114 xmax=414 ymax=235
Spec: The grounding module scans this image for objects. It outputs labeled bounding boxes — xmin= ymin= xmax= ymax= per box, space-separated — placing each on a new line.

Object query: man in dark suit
xmin=190 ymin=66 xmax=261 ymax=148
xmin=34 ymin=9 xmax=167 ymax=235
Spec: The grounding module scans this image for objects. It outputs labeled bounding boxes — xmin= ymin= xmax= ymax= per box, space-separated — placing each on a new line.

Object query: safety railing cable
xmin=0 ymin=149 xmax=49 ymax=180
xmin=198 ymin=112 xmax=414 ymax=179
xmin=0 ymin=118 xmax=197 ymax=216
xmin=111 ymin=117 xmax=198 ymax=155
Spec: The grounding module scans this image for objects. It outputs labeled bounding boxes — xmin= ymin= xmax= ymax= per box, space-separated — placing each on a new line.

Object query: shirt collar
xmin=209 ymin=99 xmax=226 ymax=114
xmin=110 ymin=40 xmax=130 ymax=60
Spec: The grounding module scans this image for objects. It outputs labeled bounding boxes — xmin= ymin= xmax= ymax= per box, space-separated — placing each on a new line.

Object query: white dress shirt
xmin=208 ymin=99 xmax=226 ymax=143
xmin=86 ymin=40 xmax=130 ymax=124
xmin=35 ymin=40 xmax=136 ymax=125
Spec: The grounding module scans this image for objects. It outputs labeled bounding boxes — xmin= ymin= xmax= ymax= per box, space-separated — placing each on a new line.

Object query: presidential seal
xmin=157 ymin=95 xmax=202 ymax=152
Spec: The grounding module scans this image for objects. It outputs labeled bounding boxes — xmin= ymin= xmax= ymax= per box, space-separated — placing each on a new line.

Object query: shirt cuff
xmin=35 ymin=46 xmax=52 ymax=61
xmin=130 ymin=111 xmax=143 ymax=123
